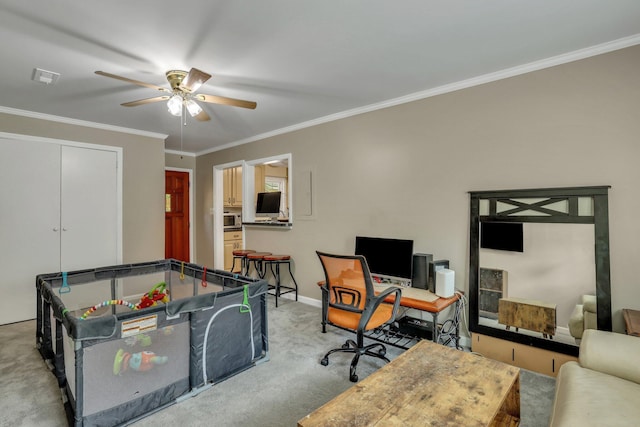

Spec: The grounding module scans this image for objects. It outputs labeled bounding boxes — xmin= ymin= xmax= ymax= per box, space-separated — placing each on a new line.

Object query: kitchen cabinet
xmin=223 ymin=167 xmax=242 ymax=207
xmin=254 ymin=165 xmax=265 ymax=194
xmin=224 ymin=230 xmax=243 ymax=271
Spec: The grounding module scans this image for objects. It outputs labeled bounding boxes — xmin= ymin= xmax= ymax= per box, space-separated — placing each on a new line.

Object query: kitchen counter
xmin=243 ymin=221 xmax=292 ymax=229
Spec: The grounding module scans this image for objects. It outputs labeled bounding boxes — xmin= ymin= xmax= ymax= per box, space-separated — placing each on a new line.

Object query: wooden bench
xmin=499 ymin=297 xmax=557 ymax=339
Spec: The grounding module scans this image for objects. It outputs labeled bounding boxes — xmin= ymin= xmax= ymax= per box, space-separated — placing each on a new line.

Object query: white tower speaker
xmin=435 ymin=269 xmax=455 ymax=298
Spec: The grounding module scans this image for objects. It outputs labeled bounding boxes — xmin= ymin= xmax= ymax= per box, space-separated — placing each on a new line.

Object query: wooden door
xmin=165 ymin=170 xmax=190 ymax=262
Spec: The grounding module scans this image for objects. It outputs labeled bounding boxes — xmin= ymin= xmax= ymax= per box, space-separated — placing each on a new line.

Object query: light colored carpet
xmin=0 ymin=299 xmax=555 ymax=426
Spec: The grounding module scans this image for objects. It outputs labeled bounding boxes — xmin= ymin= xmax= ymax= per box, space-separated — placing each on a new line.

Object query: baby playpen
xmin=36 ymin=259 xmax=269 ymax=427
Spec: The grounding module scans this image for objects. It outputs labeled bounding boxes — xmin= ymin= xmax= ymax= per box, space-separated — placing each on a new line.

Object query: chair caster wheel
xmin=342 ymin=343 xmax=350 ymax=349
xmin=378 ymin=348 xmax=386 ymax=357
xmin=320 ymin=357 xmax=329 ymax=366
xmin=350 ymin=374 xmax=358 ymax=382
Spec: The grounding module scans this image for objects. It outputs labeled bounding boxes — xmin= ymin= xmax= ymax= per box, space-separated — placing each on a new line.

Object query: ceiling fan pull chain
xmin=180 ymin=106 xmax=184 ymax=153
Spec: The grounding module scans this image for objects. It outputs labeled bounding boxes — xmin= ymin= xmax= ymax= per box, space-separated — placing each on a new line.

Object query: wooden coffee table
xmin=298 ymin=340 xmax=520 ymax=426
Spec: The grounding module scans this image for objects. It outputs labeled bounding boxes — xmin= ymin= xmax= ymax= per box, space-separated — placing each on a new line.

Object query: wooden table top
xmin=298 ymin=340 xmax=520 ymax=427
xmin=379 ymin=287 xmax=460 ymax=313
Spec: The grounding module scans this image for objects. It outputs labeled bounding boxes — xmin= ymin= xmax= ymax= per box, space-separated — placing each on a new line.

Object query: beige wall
xmin=0 ymin=113 xmax=166 ymax=263
xmin=195 ymin=45 xmax=640 ymax=333
xmin=166 ymin=152 xmax=196 ymax=170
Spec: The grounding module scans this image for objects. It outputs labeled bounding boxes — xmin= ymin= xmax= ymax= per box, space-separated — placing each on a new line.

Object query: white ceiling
xmin=1 ymin=1 xmax=640 ymax=155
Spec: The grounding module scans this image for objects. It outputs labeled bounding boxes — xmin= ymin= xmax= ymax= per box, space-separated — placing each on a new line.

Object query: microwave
xmin=223 ymin=212 xmax=242 ymax=229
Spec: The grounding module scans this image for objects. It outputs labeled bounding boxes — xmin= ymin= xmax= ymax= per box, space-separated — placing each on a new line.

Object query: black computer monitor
xmin=256 ymin=191 xmax=281 ymax=217
xmin=355 ymin=236 xmax=414 ymax=280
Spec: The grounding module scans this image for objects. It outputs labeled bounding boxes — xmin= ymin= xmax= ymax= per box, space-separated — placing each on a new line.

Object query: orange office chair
xmin=316 ymin=251 xmax=402 ymax=382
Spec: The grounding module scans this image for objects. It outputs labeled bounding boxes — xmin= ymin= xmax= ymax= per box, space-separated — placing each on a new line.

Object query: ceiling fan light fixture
xmin=167 ymin=95 xmax=183 ymax=116
xmin=185 ymin=99 xmax=203 ymax=117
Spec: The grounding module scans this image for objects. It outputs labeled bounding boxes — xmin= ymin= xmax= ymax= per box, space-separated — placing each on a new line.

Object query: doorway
xmin=165 ymin=169 xmax=192 ymax=262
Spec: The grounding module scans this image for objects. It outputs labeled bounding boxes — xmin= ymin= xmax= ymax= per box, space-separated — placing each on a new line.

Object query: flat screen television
xmin=355 ymin=236 xmax=414 ymax=280
xmin=256 ymin=191 xmax=281 ymax=217
xmin=480 ymin=222 xmax=524 ymax=252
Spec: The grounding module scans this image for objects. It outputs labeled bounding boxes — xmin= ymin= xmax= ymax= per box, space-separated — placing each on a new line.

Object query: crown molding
xmin=0 ymin=106 xmax=168 ymax=140
xmin=197 ymin=34 xmax=640 ymax=157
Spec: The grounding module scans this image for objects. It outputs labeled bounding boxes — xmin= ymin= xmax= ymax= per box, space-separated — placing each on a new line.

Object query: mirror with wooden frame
xmin=468 ymin=186 xmax=611 ymax=356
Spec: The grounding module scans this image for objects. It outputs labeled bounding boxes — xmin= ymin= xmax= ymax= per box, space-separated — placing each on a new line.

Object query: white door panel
xmin=0 ymin=139 xmax=120 ymax=324
xmin=61 ymin=146 xmax=118 ymax=271
xmin=0 ymin=139 xmax=61 ymax=324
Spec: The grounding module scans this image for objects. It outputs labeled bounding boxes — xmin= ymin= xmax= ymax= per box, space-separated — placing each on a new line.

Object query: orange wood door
xmin=165 ymin=170 xmax=190 ymax=262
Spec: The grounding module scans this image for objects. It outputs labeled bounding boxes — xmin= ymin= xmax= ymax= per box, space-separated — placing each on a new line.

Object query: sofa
xmin=549 ymin=329 xmax=640 ymax=426
xmin=568 ymin=294 xmax=597 ymax=341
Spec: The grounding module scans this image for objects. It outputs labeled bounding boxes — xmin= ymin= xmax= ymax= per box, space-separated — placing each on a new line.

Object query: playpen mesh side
xmin=190 ymin=282 xmax=269 ymax=388
xmin=79 ymin=312 xmax=190 ymax=425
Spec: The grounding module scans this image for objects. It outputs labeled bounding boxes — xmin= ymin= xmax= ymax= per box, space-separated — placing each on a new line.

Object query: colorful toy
xmin=80 ymin=299 xmax=137 ymax=320
xmin=136 ymin=282 xmax=169 ymax=309
xmin=113 ymin=349 xmax=168 ymax=375
xmin=124 ymin=333 xmax=152 ymax=347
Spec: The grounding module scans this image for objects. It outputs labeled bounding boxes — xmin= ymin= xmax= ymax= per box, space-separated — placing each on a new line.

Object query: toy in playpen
xmin=135 ymin=282 xmax=169 ymax=309
xmin=113 ymin=349 xmax=168 ymax=375
xmin=79 ymin=282 xmax=169 ymax=319
xmin=80 ymin=299 xmax=137 ymax=320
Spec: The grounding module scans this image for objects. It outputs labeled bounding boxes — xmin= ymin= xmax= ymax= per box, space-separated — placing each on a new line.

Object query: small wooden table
xmin=298 ymin=340 xmax=521 ymax=427
xmin=498 ymin=297 xmax=557 ymax=339
xmin=623 ymin=309 xmax=640 ymax=337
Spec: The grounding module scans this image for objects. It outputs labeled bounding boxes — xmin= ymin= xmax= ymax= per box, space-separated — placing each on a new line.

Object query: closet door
xmin=0 ymin=139 xmax=61 ymax=324
xmin=0 ymin=140 xmax=119 ymax=324
xmin=60 ymin=146 xmax=118 ymax=271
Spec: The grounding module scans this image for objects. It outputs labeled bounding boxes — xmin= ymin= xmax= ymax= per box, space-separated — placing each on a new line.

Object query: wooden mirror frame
xmin=468 ymin=186 xmax=611 ymax=356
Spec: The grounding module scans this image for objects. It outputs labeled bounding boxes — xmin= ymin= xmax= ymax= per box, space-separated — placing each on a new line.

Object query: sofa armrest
xmin=580 ymin=329 xmax=640 ymax=384
xmin=582 ymin=294 xmax=597 ymax=313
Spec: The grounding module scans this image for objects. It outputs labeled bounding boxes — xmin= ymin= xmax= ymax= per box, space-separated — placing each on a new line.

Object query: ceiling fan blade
xmin=95 ymin=71 xmax=170 ymax=93
xmin=121 ymin=96 xmax=170 ymax=107
xmin=193 ymin=109 xmax=210 ymax=121
xmin=196 ymin=94 xmax=257 ymax=110
xmin=180 ymin=68 xmax=212 ymax=93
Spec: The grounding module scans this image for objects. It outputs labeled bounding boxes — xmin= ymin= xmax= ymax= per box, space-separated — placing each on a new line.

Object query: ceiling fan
xmin=95 ymin=68 xmax=257 ymax=122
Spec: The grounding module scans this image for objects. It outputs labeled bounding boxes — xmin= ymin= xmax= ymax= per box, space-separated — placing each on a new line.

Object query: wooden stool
xmin=246 ymin=252 xmax=272 ymax=279
xmin=231 ymin=249 xmax=256 ymax=275
xmin=264 ymin=255 xmax=299 ymax=307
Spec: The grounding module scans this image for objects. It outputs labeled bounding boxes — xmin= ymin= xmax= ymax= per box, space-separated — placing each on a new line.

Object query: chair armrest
xmin=376 ymin=285 xmax=402 ymax=301
xmin=358 ymin=286 xmax=402 ymax=331
xmin=580 ymin=329 xmax=640 ymax=384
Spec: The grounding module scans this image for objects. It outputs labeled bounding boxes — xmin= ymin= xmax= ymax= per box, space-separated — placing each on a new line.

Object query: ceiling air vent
xmin=32 ymin=68 xmax=60 ymax=85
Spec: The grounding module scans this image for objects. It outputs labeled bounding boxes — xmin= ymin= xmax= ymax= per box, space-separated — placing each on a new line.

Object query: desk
xmin=318 ymin=281 xmax=461 ymax=348
xmin=623 ymin=309 xmax=640 ymax=337
xmin=298 ymin=340 xmax=521 ymax=427
xmin=374 ymin=284 xmax=461 ymax=346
